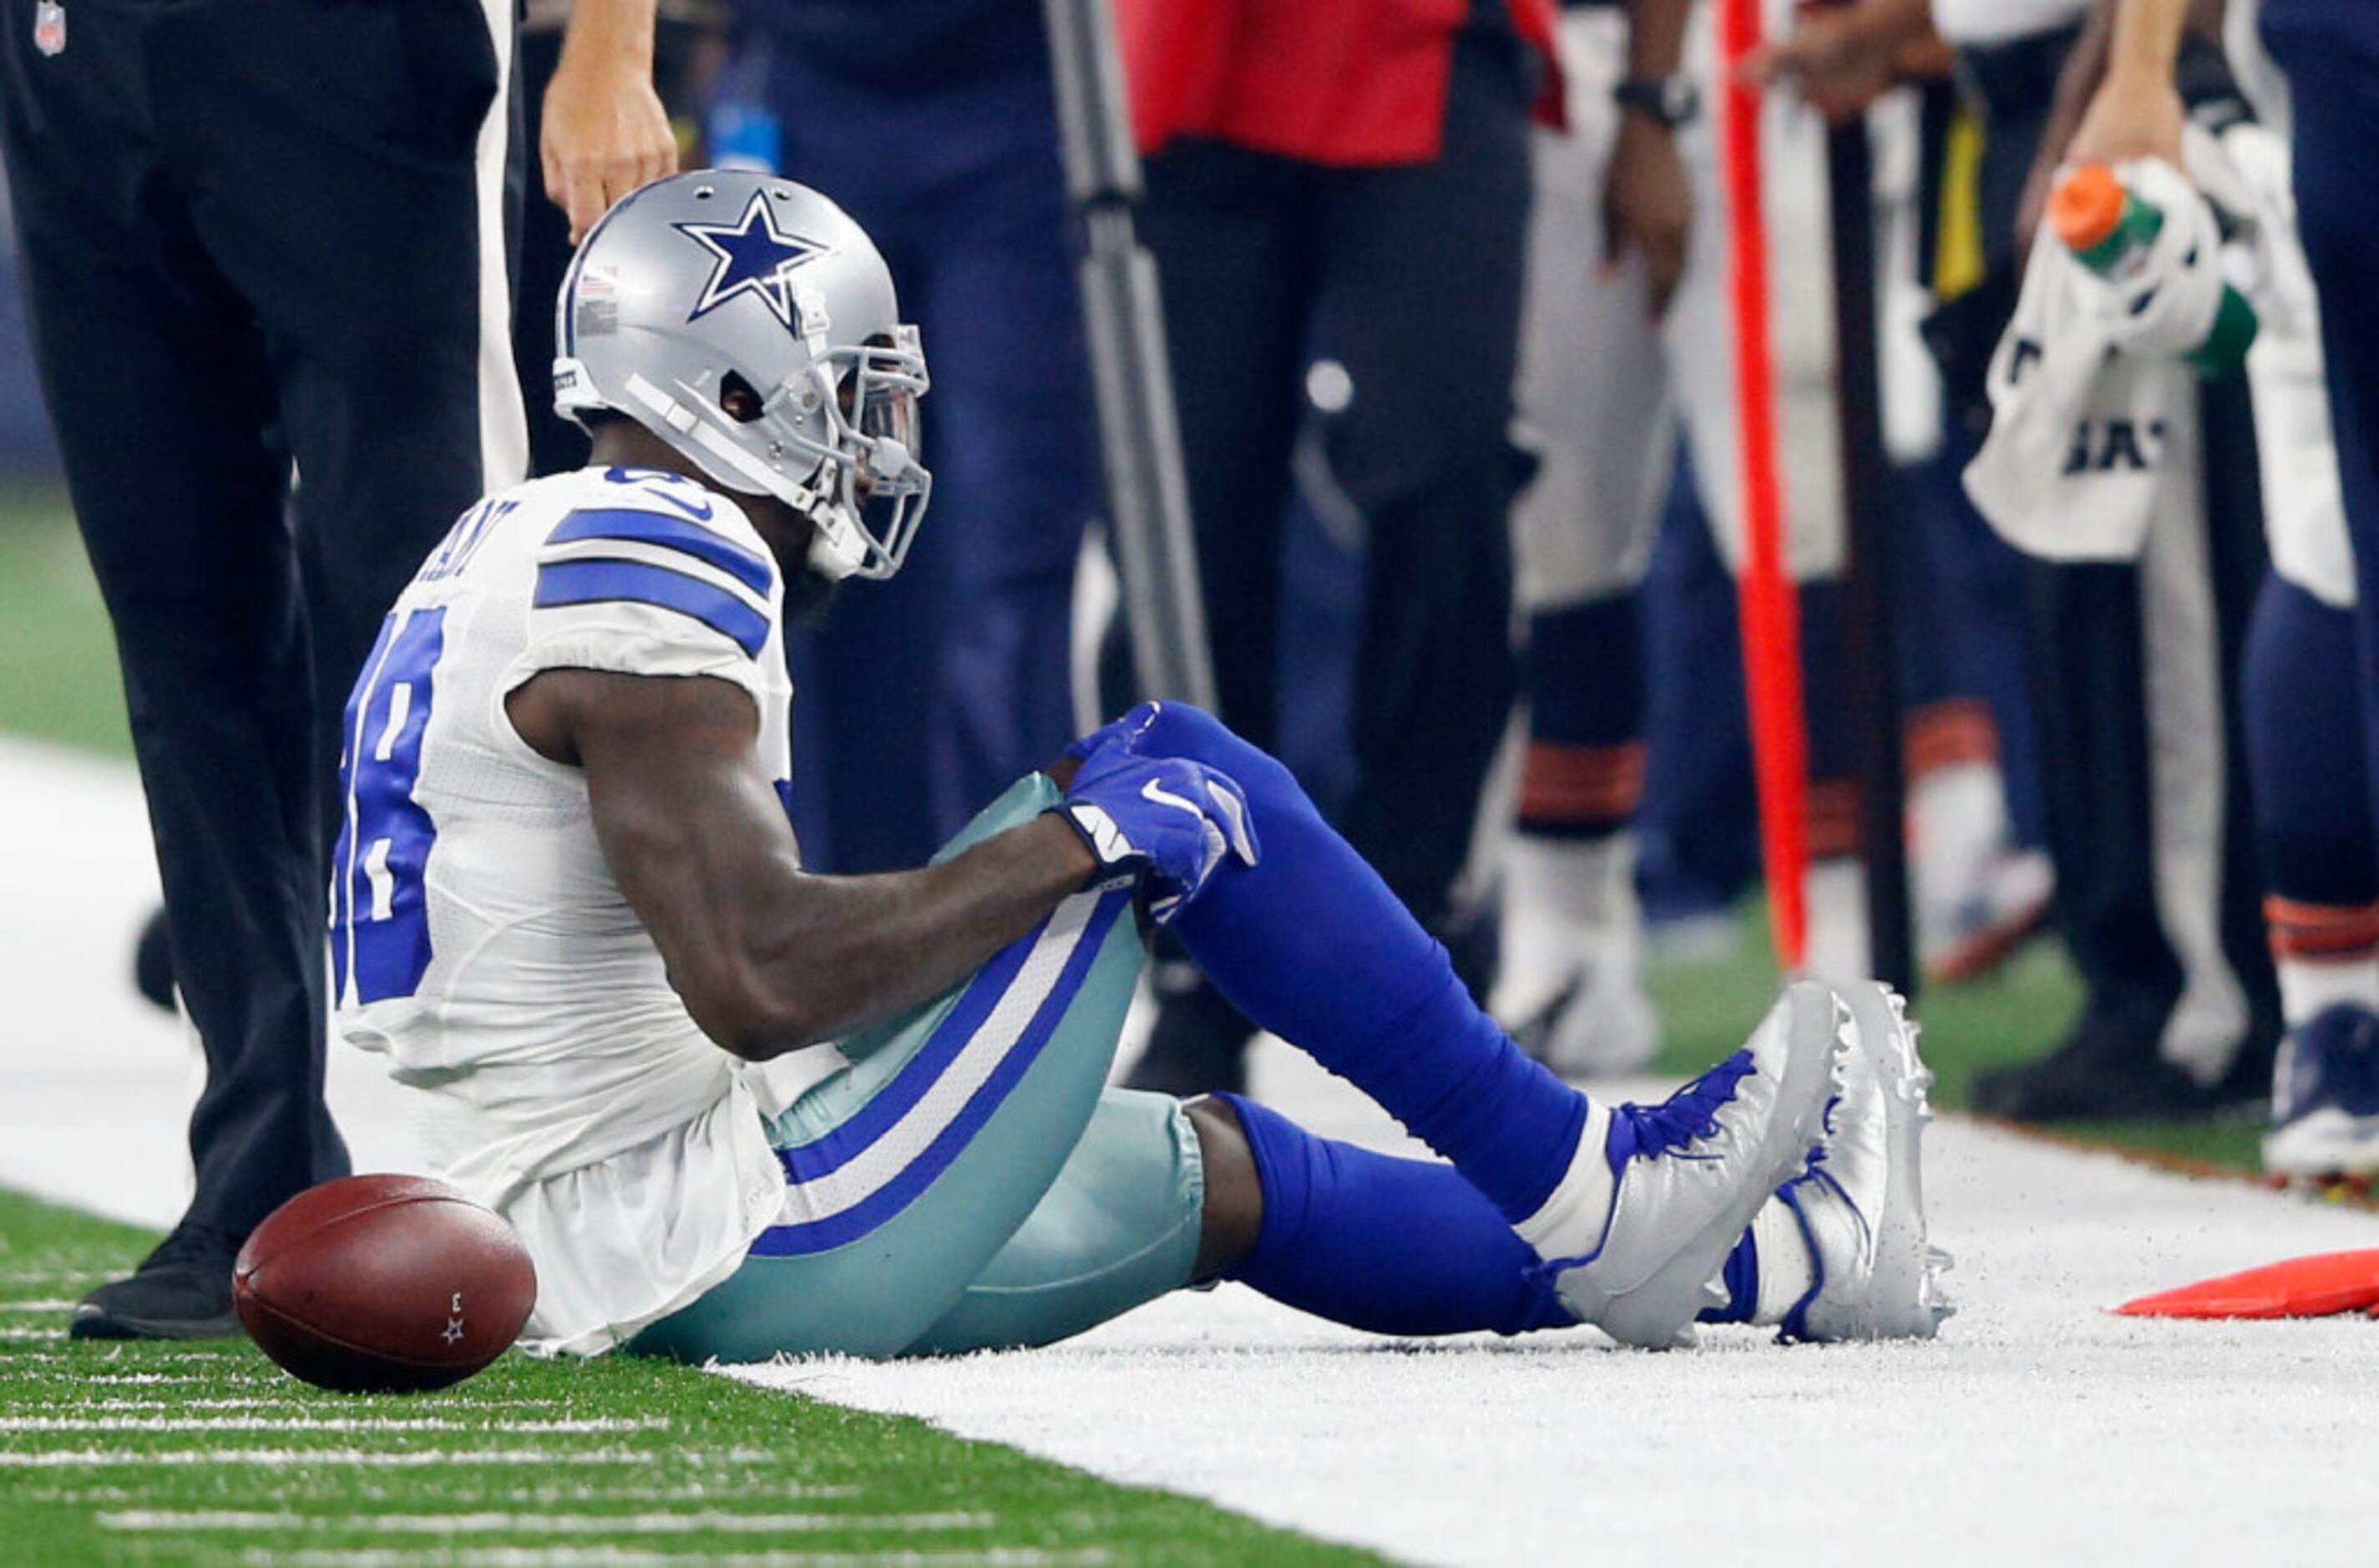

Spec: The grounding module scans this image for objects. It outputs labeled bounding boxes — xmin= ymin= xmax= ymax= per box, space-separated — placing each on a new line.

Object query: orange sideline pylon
xmin=2109 ymin=1248 xmax=2379 ymax=1319
xmin=1714 ymin=0 xmax=1808 ymax=969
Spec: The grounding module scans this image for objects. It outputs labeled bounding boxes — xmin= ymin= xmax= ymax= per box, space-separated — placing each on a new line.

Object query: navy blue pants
xmin=757 ymin=43 xmax=1097 ymax=873
xmin=2264 ymin=1 xmax=2379 ymax=842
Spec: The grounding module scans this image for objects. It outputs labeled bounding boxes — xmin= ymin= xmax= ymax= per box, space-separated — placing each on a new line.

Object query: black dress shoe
xmin=71 ymin=1223 xmax=243 ymax=1340
xmin=1970 ymin=994 xmax=2276 ymax=1124
xmin=132 ymin=905 xmax=176 ymax=1013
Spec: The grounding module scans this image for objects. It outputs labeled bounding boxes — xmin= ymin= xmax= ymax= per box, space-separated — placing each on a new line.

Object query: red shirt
xmin=1120 ymin=0 xmax=1563 ymax=167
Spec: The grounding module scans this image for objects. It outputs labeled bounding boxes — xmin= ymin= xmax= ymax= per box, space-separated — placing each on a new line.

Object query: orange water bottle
xmin=2048 ymin=164 xmax=2258 ymax=377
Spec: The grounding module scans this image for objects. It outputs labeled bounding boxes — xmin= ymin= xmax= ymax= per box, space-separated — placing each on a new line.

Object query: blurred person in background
xmin=1767 ymin=0 xmax=2282 ymax=1119
xmin=1496 ymin=0 xmax=2051 ymax=1080
xmin=1503 ymin=0 xmax=1931 ymax=1080
xmin=1116 ymin=0 xmax=1557 ymax=1095
xmin=544 ymin=0 xmax=1096 ymax=878
xmin=1493 ymin=0 xmax=1696 ymax=1080
xmin=0 ymin=0 xmax=528 ymax=1335
xmin=2067 ymin=0 xmax=2379 ymax=1173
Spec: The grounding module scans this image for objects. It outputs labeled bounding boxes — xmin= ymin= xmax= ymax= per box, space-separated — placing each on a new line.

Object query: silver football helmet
xmin=553 ymin=170 xmax=931 ymax=582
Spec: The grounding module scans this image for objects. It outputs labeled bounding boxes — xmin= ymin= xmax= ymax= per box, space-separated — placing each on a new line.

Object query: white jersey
xmin=332 ymin=464 xmax=843 ymax=1356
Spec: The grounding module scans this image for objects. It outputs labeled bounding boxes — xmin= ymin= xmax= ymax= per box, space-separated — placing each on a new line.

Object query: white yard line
xmin=11 ymin=734 xmax=2379 ymax=1567
xmin=10 ymin=1372 xmax=221 ymax=1385
xmin=246 ymin=1551 xmax=1109 ymax=1568
xmin=66 ymin=1396 xmax=630 ymax=1413
xmin=99 ymin=1510 xmax=995 ymax=1535
xmin=0 ymin=1415 xmax=666 ymax=1434
xmin=0 ymin=1449 xmax=648 ymax=1468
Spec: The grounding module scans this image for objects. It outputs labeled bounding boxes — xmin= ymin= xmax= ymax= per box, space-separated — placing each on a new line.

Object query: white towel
xmin=1961 ymin=150 xmax=2231 ymax=563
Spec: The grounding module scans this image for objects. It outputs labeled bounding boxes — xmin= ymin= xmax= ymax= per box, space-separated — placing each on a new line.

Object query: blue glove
xmin=1061 ymin=700 xmax=1166 ymax=767
xmin=1050 ymin=743 xmax=1259 ymax=925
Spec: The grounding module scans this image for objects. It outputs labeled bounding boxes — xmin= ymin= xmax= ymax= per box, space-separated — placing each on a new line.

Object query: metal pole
xmin=1825 ymin=104 xmax=1917 ymax=999
xmin=1042 ymin=0 xmax=1217 ymax=709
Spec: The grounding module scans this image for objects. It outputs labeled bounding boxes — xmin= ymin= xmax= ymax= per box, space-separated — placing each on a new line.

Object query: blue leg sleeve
xmin=1219 ymin=1095 xmax=1572 ymax=1337
xmin=1128 ymin=705 xmax=1591 ymax=1223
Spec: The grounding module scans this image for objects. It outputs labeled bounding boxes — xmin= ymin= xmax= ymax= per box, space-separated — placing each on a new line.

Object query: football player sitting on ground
xmin=332 ymin=171 xmax=1950 ymax=1362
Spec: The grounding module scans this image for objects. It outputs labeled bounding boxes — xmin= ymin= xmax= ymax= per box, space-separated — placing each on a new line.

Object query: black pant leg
xmin=2022 ymin=562 xmax=2184 ymax=1033
xmin=512 ymin=26 xmax=585 ymax=478
xmin=153 ymin=0 xmax=522 ymax=764
xmin=1 ymin=0 xmax=345 ymax=1238
xmin=1139 ymin=141 xmax=1317 ymax=749
xmin=1314 ymin=31 xmax=1533 ymax=920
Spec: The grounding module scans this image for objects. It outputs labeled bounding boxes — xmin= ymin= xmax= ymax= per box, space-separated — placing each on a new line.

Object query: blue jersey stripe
xmin=548 ymin=508 xmax=775 ymax=596
xmin=750 ymin=890 xmax=1130 ymax=1257
xmin=769 ymin=909 xmax=1045 ymax=1182
xmin=533 ymin=558 xmax=770 ymax=656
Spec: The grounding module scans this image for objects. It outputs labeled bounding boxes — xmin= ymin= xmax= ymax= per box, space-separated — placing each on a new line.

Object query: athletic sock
xmin=1218 ymin=1095 xmax=1574 ymax=1337
xmin=1490 ymin=832 xmax=1648 ymax=1026
xmin=1803 ymin=855 xmax=1871 ymax=987
xmin=1695 ymin=1202 xmax=1815 ymax=1327
xmin=2265 ymin=900 xmax=2379 ymax=1026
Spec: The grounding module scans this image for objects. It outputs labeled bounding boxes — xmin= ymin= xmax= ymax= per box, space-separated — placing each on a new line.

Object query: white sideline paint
xmin=0 ymin=1449 xmax=643 ymax=1468
xmin=8 ymin=743 xmax=2379 ymax=1565
xmin=0 ymin=1415 xmax=664 ymax=1434
xmin=255 ymin=1552 xmax=1111 ymax=1568
xmin=53 ymin=1375 xmax=217 ymax=1387
xmin=73 ymin=1397 xmax=639 ymax=1414
xmin=98 ymin=1510 xmax=995 ymax=1535
xmin=0 ymin=737 xmax=428 ymax=1222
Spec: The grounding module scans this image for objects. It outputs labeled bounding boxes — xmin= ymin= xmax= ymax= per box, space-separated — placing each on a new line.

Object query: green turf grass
xmin=0 ymin=1189 xmax=1374 ymax=1566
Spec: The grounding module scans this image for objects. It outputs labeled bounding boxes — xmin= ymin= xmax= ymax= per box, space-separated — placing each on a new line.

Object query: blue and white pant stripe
xmin=752 ymin=886 xmax=1134 ymax=1257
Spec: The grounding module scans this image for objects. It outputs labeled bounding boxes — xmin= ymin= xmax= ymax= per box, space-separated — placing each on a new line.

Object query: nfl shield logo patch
xmin=33 ymin=0 xmax=65 ymax=57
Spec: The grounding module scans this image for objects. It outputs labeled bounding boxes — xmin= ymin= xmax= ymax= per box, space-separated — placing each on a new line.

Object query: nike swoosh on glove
xmin=1050 ymin=746 xmax=1259 ymax=925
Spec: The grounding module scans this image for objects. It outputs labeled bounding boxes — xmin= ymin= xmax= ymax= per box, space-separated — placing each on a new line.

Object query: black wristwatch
xmin=1613 ymin=77 xmax=1701 ymax=129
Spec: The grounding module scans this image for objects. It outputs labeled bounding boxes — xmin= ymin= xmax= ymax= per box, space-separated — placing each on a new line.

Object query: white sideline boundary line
xmin=8 ymin=739 xmax=2379 ymax=1567
xmin=98 ymin=1510 xmax=995 ymax=1535
xmin=0 ymin=1449 xmax=646 ymax=1469
xmin=0 ymin=1415 xmax=666 ymax=1434
xmin=249 ymin=1552 xmax=1111 ymax=1568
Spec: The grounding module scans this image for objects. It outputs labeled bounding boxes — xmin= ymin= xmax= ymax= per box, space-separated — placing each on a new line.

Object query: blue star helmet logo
xmin=673 ymin=190 xmax=831 ymax=331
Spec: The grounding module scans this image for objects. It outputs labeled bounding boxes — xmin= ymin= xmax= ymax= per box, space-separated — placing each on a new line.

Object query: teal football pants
xmin=629 ymin=776 xmax=1205 ymax=1363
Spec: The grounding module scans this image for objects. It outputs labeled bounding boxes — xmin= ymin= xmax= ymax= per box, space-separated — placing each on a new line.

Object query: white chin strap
xmin=786 ymin=484 xmax=868 ymax=581
xmin=619 ymin=372 xmax=867 ymax=581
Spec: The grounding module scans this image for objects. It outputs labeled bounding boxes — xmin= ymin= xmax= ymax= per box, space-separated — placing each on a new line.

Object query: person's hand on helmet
xmin=542 ymin=1 xmax=680 ymax=240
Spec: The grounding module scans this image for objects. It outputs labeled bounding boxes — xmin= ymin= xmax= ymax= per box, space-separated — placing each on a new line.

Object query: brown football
xmin=232 ymin=1173 xmax=536 ymax=1394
